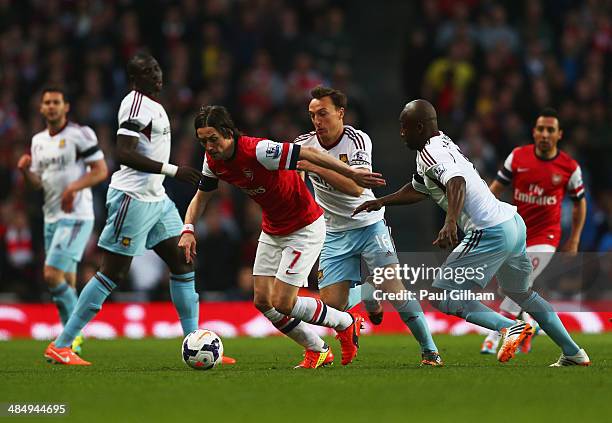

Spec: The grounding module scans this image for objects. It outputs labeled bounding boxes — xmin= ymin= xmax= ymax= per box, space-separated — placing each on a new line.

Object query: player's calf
xmin=319 ymin=286 xmax=349 ymax=313
xmin=270 ymin=293 xmax=297 ymax=317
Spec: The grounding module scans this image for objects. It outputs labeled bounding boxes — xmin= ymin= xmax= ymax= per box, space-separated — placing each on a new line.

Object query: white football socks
xmin=262 ymin=308 xmax=325 ymax=352
xmin=290 ymin=297 xmax=352 ymax=330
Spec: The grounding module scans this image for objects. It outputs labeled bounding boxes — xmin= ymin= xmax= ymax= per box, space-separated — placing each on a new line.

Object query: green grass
xmin=1 ymin=334 xmax=611 ymax=422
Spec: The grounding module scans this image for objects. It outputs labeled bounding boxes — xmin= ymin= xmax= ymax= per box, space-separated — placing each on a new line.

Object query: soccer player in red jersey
xmin=179 ymin=105 xmax=386 ymax=368
xmin=481 ymin=108 xmax=587 ymax=354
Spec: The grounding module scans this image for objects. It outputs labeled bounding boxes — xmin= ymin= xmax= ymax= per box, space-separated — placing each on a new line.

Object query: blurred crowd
xmin=0 ymin=0 xmax=610 ymax=302
xmin=0 ymin=0 xmax=357 ymax=301
xmin=402 ymin=0 xmax=612 ymax=253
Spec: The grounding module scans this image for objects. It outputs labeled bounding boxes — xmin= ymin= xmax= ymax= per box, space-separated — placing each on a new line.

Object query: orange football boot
xmin=44 ymin=342 xmax=91 ymax=366
xmin=335 ymin=312 xmax=364 ymax=365
xmin=421 ymin=351 xmax=444 ymax=366
xmin=498 ymin=321 xmax=534 ymax=363
xmin=294 ymin=345 xmax=334 ymax=369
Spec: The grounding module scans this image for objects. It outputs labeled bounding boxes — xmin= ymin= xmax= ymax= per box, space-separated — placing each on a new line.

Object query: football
xmin=181 ymin=329 xmax=224 ymax=370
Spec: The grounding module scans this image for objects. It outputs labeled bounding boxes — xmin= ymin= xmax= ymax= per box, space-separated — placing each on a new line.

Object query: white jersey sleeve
xmin=116 ymin=92 xmax=154 ymax=138
xmin=201 ymin=154 xmax=216 ymax=178
xmin=567 ymin=165 xmax=585 ymax=200
xmin=346 ymin=129 xmax=372 ymax=170
xmin=420 ymin=144 xmax=464 ymax=186
xmin=74 ymin=125 xmax=104 ymax=163
xmin=292 ymin=131 xmax=315 ymax=146
xmin=109 ymin=92 xmax=171 ymax=201
xmin=29 ymin=136 xmax=42 ymax=176
xmin=416 ymin=132 xmax=516 ymax=232
xmin=255 ymin=140 xmax=300 ymax=170
xmin=411 ymin=172 xmax=429 ymax=195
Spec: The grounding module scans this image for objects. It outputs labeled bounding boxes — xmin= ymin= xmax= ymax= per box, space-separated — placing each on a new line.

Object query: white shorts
xmin=253 ymin=215 xmax=325 ymax=287
xmin=526 ymin=244 xmax=557 ymax=286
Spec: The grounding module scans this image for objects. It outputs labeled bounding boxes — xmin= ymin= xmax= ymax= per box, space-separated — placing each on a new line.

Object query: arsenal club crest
xmin=552 ymin=173 xmax=562 ymax=185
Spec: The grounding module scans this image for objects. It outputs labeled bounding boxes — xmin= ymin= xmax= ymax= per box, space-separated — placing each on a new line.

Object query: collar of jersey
xmin=48 ymin=120 xmax=69 ymax=137
xmin=133 ymin=89 xmax=159 ymax=104
xmin=317 ymin=128 xmax=345 ymax=150
xmin=419 ymin=130 xmax=443 ymax=151
xmin=533 ymin=145 xmax=560 ymax=161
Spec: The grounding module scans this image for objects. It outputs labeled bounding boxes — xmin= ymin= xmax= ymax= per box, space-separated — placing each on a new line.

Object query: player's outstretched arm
xmin=298 ymin=146 xmax=386 ymax=189
xmin=17 ymin=154 xmax=42 ymax=189
xmin=116 ymin=134 xmax=202 ymax=185
xmin=178 ymin=190 xmax=215 ymax=264
xmin=561 ymin=198 xmax=586 ymax=253
xmin=298 ymin=159 xmax=363 ymax=197
xmin=352 ymin=183 xmax=427 ymax=216
xmin=489 ymin=180 xmax=506 ymax=198
xmin=433 ymin=176 xmax=465 ymax=249
xmin=61 ymin=159 xmax=108 ymax=212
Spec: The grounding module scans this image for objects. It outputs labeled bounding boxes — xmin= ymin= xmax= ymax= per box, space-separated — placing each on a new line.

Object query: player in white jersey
xmin=355 ymin=100 xmax=589 ymax=366
xmin=44 ymin=53 xmax=235 ymax=366
xmin=18 ymin=87 xmax=108 ymax=354
xmin=295 ymin=86 xmax=442 ymax=366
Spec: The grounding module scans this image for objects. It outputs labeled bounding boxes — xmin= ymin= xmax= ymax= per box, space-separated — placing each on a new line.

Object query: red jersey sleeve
xmin=495 ymin=149 xmax=516 ymax=186
xmin=254 ymin=140 xmax=301 ymax=170
xmin=198 ymin=154 xmax=219 ymax=192
xmin=566 ymin=163 xmax=585 ymax=201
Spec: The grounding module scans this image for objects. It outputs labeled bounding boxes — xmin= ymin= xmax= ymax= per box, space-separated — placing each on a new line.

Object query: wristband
xmin=161 ymin=163 xmax=178 ymax=177
xmin=181 ymin=223 xmax=194 ymax=235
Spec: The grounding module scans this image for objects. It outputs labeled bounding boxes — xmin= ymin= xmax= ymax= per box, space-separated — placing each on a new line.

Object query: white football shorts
xmin=253 ymin=215 xmax=325 ymax=287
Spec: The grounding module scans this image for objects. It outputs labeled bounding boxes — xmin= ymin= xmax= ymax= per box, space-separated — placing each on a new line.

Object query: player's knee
xmin=503 ymin=289 xmax=532 ymax=305
xmin=111 ymin=271 xmax=128 ymax=284
xmin=99 ymin=266 xmax=127 ymax=285
xmin=167 ymin=256 xmax=194 ymax=275
xmin=43 ymin=266 xmax=65 ymax=286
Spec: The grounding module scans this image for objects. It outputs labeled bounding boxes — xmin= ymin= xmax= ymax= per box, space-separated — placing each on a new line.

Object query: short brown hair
xmin=310 ymin=86 xmax=347 ymax=109
xmin=41 ymin=86 xmax=69 ymax=103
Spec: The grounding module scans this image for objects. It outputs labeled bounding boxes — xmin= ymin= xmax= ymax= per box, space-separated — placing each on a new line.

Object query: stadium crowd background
xmin=0 ymin=0 xmax=610 ymax=303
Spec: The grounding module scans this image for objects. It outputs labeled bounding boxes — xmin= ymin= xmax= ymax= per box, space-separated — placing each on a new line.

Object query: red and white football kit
xmin=497 ymin=145 xmax=584 ymax=248
xmin=199 ymin=135 xmax=324 ymax=286
xmin=496 ymin=145 xmax=584 ymax=302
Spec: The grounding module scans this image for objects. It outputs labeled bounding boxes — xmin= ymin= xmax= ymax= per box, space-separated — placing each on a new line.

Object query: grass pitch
xmin=1 ymin=334 xmax=610 ymax=422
